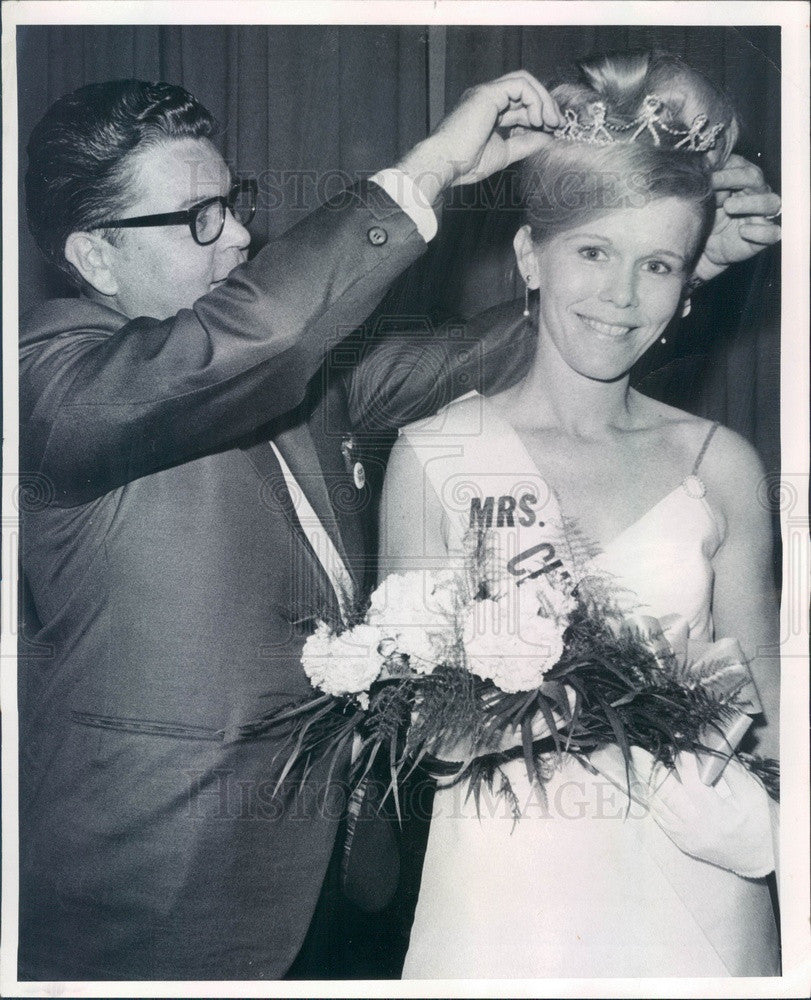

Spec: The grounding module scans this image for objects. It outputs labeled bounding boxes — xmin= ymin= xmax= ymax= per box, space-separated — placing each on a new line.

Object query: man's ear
xmin=64 ymin=232 xmax=119 ymax=297
xmin=513 ymin=224 xmax=539 ymax=290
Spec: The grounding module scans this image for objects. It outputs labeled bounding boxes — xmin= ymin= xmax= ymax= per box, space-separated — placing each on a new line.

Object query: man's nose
xmin=598 ymin=262 xmax=638 ymax=309
xmin=221 ymin=208 xmax=251 ymax=251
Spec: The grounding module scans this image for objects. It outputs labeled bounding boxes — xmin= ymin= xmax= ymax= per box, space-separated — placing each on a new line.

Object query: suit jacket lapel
xmin=305 ymin=375 xmax=369 ymax=592
xmin=239 ymin=371 xmax=363 ymax=604
xmin=240 ymin=436 xmax=344 ymax=624
xmin=273 ymin=421 xmax=358 ymax=585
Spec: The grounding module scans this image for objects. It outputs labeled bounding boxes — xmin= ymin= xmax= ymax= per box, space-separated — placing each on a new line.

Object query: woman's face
xmin=520 ymin=196 xmax=704 ymax=383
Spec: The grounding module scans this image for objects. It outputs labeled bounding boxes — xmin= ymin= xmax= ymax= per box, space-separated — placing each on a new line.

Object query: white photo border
xmin=2 ymin=3 xmax=808 ymax=998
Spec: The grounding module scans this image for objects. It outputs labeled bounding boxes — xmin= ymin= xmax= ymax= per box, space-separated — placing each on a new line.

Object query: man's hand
xmin=693 ymin=154 xmax=781 ymax=285
xmin=397 ymin=70 xmax=562 ymax=206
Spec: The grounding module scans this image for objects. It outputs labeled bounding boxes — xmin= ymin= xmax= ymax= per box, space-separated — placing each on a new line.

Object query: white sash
xmin=398 ymin=391 xmax=578 ymax=587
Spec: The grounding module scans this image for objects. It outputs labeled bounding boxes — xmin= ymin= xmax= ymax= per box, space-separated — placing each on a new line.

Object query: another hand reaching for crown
xmin=397 ymin=71 xmax=563 ymax=206
xmin=693 ymin=154 xmax=782 ymax=284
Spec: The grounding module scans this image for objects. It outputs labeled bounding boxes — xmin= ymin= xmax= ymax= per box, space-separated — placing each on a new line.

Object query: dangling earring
xmin=682 ymin=298 xmax=691 ymax=318
xmin=523 ymin=280 xmax=531 ymax=318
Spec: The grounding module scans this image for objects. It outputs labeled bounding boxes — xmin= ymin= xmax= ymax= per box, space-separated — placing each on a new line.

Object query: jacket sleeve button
xmin=367 ymin=226 xmax=388 ymax=246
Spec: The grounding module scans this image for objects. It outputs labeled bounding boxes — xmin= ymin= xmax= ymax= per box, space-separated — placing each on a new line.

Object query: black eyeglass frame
xmin=95 ymin=178 xmax=258 ymax=246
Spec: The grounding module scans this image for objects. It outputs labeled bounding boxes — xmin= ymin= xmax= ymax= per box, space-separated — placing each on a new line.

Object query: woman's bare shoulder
xmin=632 ymin=393 xmax=765 ymax=505
xmin=383 ymin=433 xmax=425 ymax=487
xmin=632 ymin=391 xmax=707 ymax=433
xmin=698 ymin=424 xmax=767 ymax=497
xmin=632 ymin=392 xmax=717 ymax=458
xmin=380 ymin=434 xmax=450 ymax=565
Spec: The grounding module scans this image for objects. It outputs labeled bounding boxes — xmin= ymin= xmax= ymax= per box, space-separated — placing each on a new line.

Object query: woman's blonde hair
xmin=521 ymin=50 xmax=739 ymax=271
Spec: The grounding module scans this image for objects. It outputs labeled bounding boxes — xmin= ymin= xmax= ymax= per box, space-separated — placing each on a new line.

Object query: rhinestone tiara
xmin=553 ymin=94 xmax=725 ymax=153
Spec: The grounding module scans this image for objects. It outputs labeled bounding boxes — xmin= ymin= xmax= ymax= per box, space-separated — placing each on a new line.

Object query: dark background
xmin=15 ymin=24 xmax=782 ymax=975
xmin=16 ymin=23 xmax=781 ymax=525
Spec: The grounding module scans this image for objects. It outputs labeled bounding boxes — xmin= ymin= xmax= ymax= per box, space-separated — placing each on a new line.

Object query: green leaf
xmin=535 ymin=694 xmax=563 ymax=757
xmin=522 ymin=716 xmax=536 ymax=787
xmin=611 ymin=691 xmax=641 ymax=708
xmin=325 ymin=731 xmax=352 ymax=793
xmin=563 ymin=687 xmax=582 ymax=753
xmin=592 ymin=690 xmax=632 ymax=800
xmin=541 ymin=680 xmax=574 ymax=722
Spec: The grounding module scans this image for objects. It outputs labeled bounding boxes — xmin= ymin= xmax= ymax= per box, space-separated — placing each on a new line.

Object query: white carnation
xmin=391 ymin=629 xmax=447 ymax=674
xmin=301 ymin=622 xmax=384 ymax=696
xmin=368 ymin=570 xmax=458 ymax=626
xmin=462 ymin=583 xmax=567 ymax=693
xmin=367 ymin=571 xmax=458 ymax=673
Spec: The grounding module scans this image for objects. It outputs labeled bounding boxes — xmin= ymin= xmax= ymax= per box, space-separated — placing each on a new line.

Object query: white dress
xmin=397 ymin=393 xmax=779 ymax=979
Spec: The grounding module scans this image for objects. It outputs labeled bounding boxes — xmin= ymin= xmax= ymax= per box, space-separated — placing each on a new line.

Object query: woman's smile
xmin=575 ymin=314 xmax=636 ymax=339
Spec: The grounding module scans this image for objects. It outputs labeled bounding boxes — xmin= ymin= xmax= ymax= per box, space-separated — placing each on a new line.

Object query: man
xmin=18 ymin=71 xmax=566 ymax=981
xmin=18 ymin=73 xmax=779 ymax=981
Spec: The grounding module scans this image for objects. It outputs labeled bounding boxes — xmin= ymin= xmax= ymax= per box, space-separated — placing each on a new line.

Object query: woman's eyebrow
xmin=644 ymin=248 xmax=687 ymax=262
xmin=565 ymin=232 xmax=611 ymax=242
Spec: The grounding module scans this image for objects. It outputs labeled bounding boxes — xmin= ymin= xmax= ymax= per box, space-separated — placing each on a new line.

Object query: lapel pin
xmin=342 ymin=434 xmax=365 ymax=489
xmin=341 ymin=434 xmax=355 ymax=466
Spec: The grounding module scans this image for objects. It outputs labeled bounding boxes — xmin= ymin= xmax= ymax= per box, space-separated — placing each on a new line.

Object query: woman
xmin=380 ymin=51 xmax=780 ymax=978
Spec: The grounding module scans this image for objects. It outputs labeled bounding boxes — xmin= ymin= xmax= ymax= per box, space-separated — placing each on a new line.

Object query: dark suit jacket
xmin=18 ymin=180 xmax=529 ymax=980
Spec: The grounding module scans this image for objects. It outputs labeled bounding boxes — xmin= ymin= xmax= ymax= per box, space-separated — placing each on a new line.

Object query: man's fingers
xmin=738 ymin=221 xmax=782 ymax=244
xmin=486 ymin=77 xmax=541 ymax=123
xmin=712 ymin=153 xmax=769 ymax=191
xmin=711 ymin=165 xmax=770 ymax=194
xmin=498 ymin=107 xmax=540 ymax=129
xmin=487 ymin=71 xmax=563 ymax=129
xmin=501 ymin=69 xmax=563 ymax=125
xmin=723 ymin=192 xmax=782 ymax=217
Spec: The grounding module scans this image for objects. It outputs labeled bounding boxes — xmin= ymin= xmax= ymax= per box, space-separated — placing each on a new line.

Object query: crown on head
xmin=553 ymin=94 xmax=725 ymax=153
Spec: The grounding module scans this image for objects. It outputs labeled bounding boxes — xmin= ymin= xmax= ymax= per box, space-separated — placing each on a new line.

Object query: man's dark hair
xmin=25 ymin=79 xmax=217 ymax=282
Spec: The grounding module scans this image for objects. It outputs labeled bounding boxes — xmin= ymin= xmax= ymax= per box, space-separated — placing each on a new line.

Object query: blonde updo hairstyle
xmin=521 ymin=50 xmax=739 ymax=275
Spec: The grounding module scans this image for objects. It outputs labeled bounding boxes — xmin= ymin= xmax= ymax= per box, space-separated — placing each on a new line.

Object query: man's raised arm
xmin=22 ymin=72 xmax=560 ymax=506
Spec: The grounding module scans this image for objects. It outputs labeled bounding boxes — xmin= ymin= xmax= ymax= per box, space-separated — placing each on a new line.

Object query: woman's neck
xmin=494 ymin=327 xmax=637 ymax=438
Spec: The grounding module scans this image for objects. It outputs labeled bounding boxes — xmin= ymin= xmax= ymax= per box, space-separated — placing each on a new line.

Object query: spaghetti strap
xmin=692 ymin=421 xmax=719 ymax=475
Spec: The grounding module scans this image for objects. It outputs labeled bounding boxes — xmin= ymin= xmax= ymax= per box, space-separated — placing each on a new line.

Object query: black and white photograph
xmin=1 ymin=1 xmax=809 ymax=996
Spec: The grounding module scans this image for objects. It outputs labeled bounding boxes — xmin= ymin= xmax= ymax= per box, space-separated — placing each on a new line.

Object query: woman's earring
xmin=523 ymin=281 xmax=531 ymax=318
xmin=682 ymin=298 xmax=691 ymax=318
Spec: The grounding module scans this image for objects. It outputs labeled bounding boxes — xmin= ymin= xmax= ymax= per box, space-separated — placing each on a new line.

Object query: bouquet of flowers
xmin=252 ymin=530 xmax=778 ymax=814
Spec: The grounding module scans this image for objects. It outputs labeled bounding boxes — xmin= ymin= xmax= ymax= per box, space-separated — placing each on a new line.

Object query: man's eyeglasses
xmin=96 ymin=178 xmax=258 ymax=246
